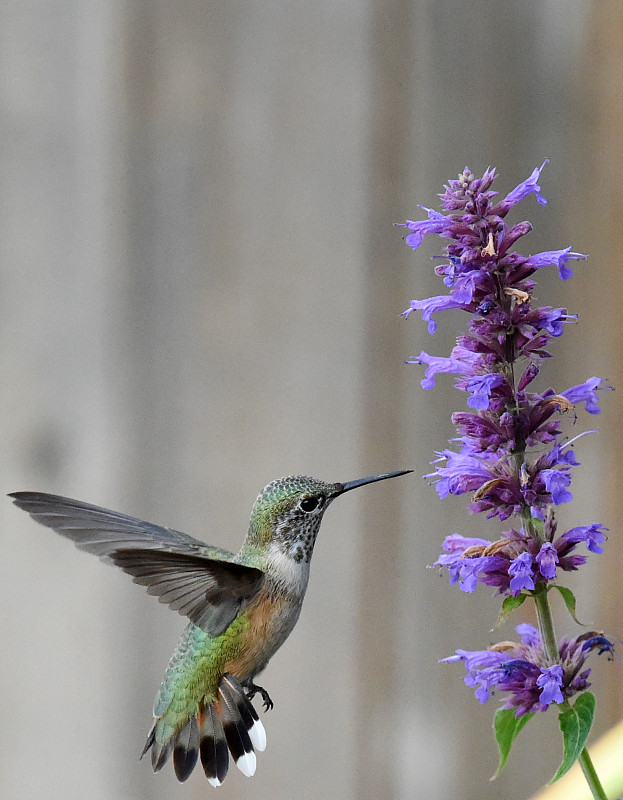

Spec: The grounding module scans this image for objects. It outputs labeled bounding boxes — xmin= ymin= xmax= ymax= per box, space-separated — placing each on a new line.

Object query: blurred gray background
xmin=2 ymin=2 xmax=622 ymax=799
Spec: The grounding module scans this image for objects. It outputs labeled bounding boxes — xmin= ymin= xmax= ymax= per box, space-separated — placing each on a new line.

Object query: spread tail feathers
xmin=141 ymin=673 xmax=266 ymax=785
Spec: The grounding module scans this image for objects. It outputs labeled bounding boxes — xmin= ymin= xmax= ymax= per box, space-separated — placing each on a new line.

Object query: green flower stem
xmin=532 ymin=583 xmax=558 ymax=664
xmin=578 ymin=747 xmax=608 ymax=800
xmin=532 ymin=579 xmax=607 ymax=800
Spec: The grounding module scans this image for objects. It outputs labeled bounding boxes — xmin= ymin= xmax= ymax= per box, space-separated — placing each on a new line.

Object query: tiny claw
xmin=244 ymin=681 xmax=274 ymax=712
xmin=259 ymin=688 xmax=274 ymax=712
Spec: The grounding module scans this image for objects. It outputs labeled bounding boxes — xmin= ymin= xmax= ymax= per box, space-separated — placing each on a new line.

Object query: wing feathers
xmin=10 ymin=491 xmax=264 ymax=636
xmin=9 ymin=491 xmax=236 ymax=561
xmin=110 ymin=550 xmax=264 ymax=634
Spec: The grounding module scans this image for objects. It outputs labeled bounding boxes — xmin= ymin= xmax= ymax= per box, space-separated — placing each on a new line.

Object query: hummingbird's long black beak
xmin=338 ymin=469 xmax=413 ymax=495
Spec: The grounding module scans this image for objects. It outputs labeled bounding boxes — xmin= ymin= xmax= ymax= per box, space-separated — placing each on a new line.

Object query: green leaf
xmin=552 ymin=585 xmax=587 ymax=626
xmin=551 ymin=692 xmax=596 ymax=782
xmin=491 ymin=593 xmax=527 ymax=632
xmin=491 ymin=707 xmax=535 ymax=779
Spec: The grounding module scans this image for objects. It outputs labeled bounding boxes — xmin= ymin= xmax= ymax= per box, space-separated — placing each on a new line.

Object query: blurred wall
xmin=2 ymin=3 xmax=622 ymax=800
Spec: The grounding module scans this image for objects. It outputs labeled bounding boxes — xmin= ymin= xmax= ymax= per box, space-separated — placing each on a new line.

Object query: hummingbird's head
xmin=248 ymin=475 xmax=341 ymax=564
xmin=247 ymin=470 xmax=412 ymax=565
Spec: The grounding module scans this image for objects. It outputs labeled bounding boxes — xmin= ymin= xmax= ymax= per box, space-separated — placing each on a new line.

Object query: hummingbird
xmin=10 ymin=469 xmax=410 ymax=785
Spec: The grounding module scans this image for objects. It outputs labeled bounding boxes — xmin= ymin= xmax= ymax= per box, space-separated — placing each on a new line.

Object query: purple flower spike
xmin=402 ymin=166 xmax=602 ymax=527
xmin=404 ymin=166 xmax=614 ymax=742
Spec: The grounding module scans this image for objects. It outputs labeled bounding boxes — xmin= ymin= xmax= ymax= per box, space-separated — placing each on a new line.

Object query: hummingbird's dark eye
xmin=300 ymin=496 xmax=322 ymax=513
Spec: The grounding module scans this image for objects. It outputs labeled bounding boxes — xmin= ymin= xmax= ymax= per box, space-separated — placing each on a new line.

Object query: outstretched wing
xmin=109 ymin=549 xmax=264 ymax=634
xmin=9 ymin=492 xmax=235 ymax=560
xmin=9 ymin=491 xmax=265 ymax=636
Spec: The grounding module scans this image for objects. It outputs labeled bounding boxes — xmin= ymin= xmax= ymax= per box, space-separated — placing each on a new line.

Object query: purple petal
xmin=466 ymin=373 xmax=505 ymax=410
xmin=536 ymin=542 xmax=559 ymax=579
xmin=536 ymin=665 xmax=564 ymax=706
xmin=541 ymin=468 xmax=573 ymax=504
xmin=560 ymin=523 xmax=607 ymax=554
xmin=499 ymin=160 xmax=549 ymax=210
xmin=440 ymin=648 xmax=509 ymax=670
xmin=580 ymin=636 xmax=615 ymax=657
xmin=515 ymin=624 xmax=541 ymax=647
xmin=401 ymin=207 xmax=455 ymax=250
xmin=451 ymin=270 xmax=487 ymax=304
xmin=561 ymin=377 xmax=603 ymax=414
xmin=410 ymin=350 xmax=473 ymax=389
xmin=527 ymin=246 xmax=588 ymax=280
xmin=438 ymin=533 xmax=492 ymax=554
xmin=427 ymin=450 xmax=493 ymax=498
xmin=403 ymin=294 xmax=465 ymax=334
xmin=508 ymin=552 xmax=535 ymax=594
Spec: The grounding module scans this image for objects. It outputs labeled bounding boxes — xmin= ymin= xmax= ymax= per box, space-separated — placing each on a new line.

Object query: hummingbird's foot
xmin=244 ymin=680 xmax=274 ymax=712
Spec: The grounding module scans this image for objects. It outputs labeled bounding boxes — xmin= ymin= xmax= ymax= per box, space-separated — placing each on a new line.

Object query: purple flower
xmin=426 ymin=449 xmax=495 ymax=499
xmin=558 ymin=523 xmax=607 ymax=555
xmin=465 ymin=373 xmax=506 ymax=410
xmin=447 ymin=269 xmax=487 ymax=303
xmin=453 ymin=557 xmax=495 ymax=593
xmin=443 ymin=624 xmax=614 ymax=715
xmin=433 ymin=517 xmax=606 ymax=597
xmin=515 ymin=622 xmax=541 ymax=647
xmin=491 ymin=161 xmax=549 ymax=214
xmin=536 ymin=665 xmax=564 ymax=705
xmin=508 ymin=552 xmax=535 ymax=594
xmin=408 ymin=350 xmax=474 ymax=389
xmin=400 ymin=207 xmax=455 ymax=250
xmin=437 ymin=550 xmax=509 ymax=593
xmin=518 ymin=306 xmax=576 ymax=338
xmin=530 ymin=445 xmax=579 ymax=507
xmin=540 ymin=468 xmax=573 ymax=505
xmin=579 ymin=635 xmax=615 ymax=657
xmin=526 ymin=247 xmax=588 ymax=281
xmin=536 ymin=542 xmax=558 ymax=579
xmin=561 ymin=377 xmax=604 ymax=414
xmin=432 ymin=530 xmax=529 ymax=596
xmin=403 ymin=294 xmax=467 ymax=333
